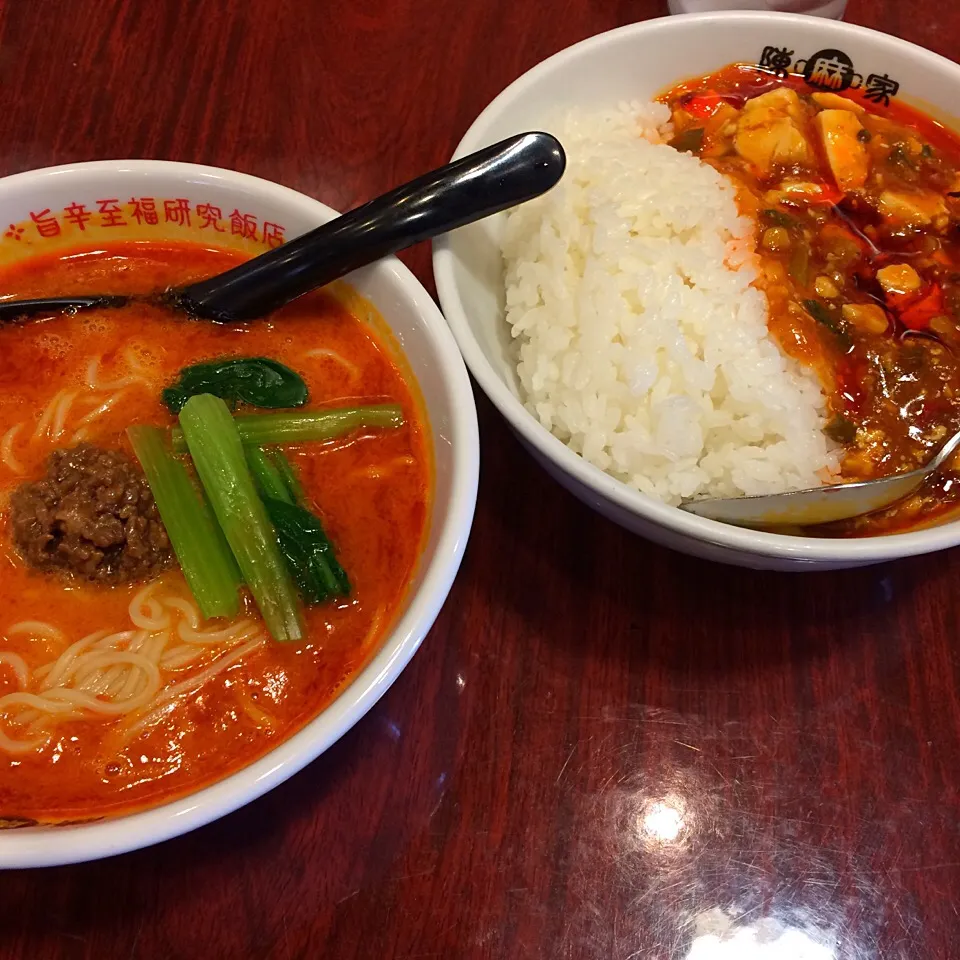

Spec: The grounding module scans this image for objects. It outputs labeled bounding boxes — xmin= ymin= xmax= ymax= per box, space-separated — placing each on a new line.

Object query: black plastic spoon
xmin=0 ymin=132 xmax=565 ymax=324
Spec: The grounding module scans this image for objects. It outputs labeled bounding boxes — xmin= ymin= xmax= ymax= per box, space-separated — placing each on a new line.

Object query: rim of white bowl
xmin=434 ymin=12 xmax=960 ymax=564
xmin=0 ymin=159 xmax=480 ymax=868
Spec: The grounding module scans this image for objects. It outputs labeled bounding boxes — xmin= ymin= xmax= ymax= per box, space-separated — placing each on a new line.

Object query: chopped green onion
xmin=171 ymin=404 xmax=404 ymax=452
xmin=804 ymin=298 xmax=838 ymax=329
xmin=887 ymin=142 xmax=918 ymax=179
xmin=179 ymin=394 xmax=304 ymax=643
xmin=803 ymin=298 xmax=852 ymax=346
xmin=127 ymin=425 xmax=241 ymax=621
xmin=761 ymin=208 xmax=798 ymax=228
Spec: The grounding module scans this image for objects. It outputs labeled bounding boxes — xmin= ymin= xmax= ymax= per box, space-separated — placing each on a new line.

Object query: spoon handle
xmin=176 ymin=132 xmax=565 ymax=323
xmin=0 ymin=295 xmax=128 ymax=323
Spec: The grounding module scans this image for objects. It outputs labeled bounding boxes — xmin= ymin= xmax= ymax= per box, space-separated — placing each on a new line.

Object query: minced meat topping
xmin=9 ymin=444 xmax=172 ymax=583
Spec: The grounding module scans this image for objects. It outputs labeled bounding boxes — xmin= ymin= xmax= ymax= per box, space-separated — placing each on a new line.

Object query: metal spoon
xmin=679 ymin=426 xmax=960 ymax=528
xmin=0 ymin=132 xmax=565 ymax=324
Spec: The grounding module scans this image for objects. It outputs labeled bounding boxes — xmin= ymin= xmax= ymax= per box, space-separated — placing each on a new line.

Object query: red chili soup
xmin=0 ymin=241 xmax=431 ymax=822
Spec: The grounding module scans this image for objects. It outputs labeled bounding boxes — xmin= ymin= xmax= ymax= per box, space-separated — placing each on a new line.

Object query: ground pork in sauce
xmin=9 ymin=444 xmax=172 ymax=583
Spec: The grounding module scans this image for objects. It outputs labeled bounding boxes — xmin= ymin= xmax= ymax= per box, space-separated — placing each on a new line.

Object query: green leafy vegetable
xmin=246 ymin=446 xmax=349 ymax=603
xmin=178 ymin=394 xmax=304 ymax=643
xmin=163 ymin=357 xmax=309 ymax=414
xmin=263 ymin=496 xmax=350 ymax=603
xmin=670 ymin=127 xmax=705 ymax=154
xmin=171 ymin=404 xmax=404 ymax=452
xmin=127 ymin=425 xmax=242 ymax=620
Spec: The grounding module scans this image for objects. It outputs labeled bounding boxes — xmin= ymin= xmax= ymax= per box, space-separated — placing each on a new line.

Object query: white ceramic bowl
xmin=433 ymin=12 xmax=960 ymax=571
xmin=0 ymin=160 xmax=479 ymax=867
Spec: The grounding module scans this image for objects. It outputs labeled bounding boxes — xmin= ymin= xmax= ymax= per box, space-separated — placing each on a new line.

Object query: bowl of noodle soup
xmin=0 ymin=160 xmax=478 ymax=867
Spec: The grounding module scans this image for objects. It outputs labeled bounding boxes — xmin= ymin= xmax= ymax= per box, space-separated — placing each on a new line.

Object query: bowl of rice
xmin=433 ymin=12 xmax=960 ymax=569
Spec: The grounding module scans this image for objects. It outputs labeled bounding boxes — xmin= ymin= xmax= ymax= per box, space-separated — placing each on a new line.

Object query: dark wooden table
xmin=2 ymin=1 xmax=960 ymax=957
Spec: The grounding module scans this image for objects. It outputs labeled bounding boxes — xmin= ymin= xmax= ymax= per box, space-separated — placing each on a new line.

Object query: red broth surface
xmin=0 ymin=241 xmax=431 ymax=822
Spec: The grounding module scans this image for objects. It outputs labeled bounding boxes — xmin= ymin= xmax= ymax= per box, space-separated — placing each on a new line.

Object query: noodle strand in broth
xmin=0 ymin=578 xmax=267 ymax=752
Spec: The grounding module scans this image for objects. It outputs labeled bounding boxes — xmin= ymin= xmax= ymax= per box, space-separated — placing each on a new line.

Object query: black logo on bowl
xmin=862 ymin=73 xmax=900 ymax=107
xmin=798 ymin=49 xmax=859 ymax=91
xmin=756 ymin=45 xmax=900 ymax=105
xmin=758 ymin=45 xmax=794 ymax=78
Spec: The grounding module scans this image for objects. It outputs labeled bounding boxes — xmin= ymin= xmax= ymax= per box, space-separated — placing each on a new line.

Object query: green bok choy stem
xmin=127 ymin=425 xmax=241 ymax=621
xmin=170 ymin=404 xmax=403 ymax=452
xmin=178 ymin=394 xmax=304 ymax=643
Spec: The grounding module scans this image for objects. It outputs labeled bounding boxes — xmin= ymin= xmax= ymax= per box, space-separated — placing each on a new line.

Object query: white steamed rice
xmin=501 ymin=101 xmax=839 ymax=505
